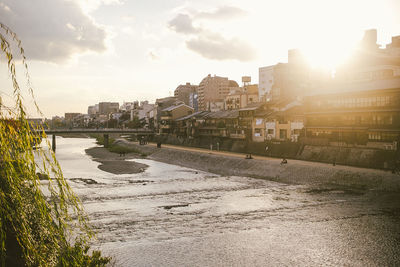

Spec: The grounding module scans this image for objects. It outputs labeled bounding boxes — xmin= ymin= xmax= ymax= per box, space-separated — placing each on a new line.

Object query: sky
xmin=0 ymin=0 xmax=399 ymax=117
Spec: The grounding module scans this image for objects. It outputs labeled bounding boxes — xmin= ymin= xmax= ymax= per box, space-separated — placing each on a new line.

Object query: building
xmin=225 ymin=76 xmax=259 ymax=110
xmin=336 ymin=29 xmax=400 ymax=83
xmin=258 ymin=65 xmax=275 ymax=101
xmin=120 ymin=101 xmax=139 ymax=112
xmin=188 ymin=92 xmax=198 ymax=112
xmin=87 ymin=105 xmax=98 ymax=116
xmin=259 ymin=49 xmax=329 ymax=103
xmin=303 ymin=30 xmax=400 ymax=150
xmin=159 ymin=104 xmax=193 ymax=134
xmin=197 ymin=74 xmax=239 ymax=111
xmin=154 ymin=96 xmax=183 ymax=131
xmin=386 ymin=35 xmax=400 ymax=57
xmin=174 ymin=111 xmax=209 ymax=137
xmin=196 ymin=110 xmax=241 ymax=139
xmin=130 ymin=101 xmax=155 ymax=125
xmin=98 ymin=102 xmax=119 ymax=115
xmin=64 ymin=113 xmax=81 ymax=122
xmin=238 ymin=102 xmax=269 ymax=140
xmin=263 ymin=105 xmax=304 ymax=142
xmin=304 ymin=78 xmax=400 ymax=150
xmin=174 ymin=82 xmax=198 ymax=106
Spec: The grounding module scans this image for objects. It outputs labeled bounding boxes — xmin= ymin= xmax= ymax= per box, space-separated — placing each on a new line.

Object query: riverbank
xmin=85 ymin=146 xmax=148 ymax=174
xmin=112 ymin=139 xmax=400 ymax=192
xmin=151 ymin=134 xmax=399 ymax=170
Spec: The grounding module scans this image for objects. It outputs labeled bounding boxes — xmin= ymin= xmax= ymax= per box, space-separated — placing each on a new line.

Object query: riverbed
xmin=54 ymin=137 xmax=400 ymax=266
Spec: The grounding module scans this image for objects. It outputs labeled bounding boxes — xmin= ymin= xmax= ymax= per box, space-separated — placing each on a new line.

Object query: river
xmin=53 ymin=137 xmax=400 ymax=266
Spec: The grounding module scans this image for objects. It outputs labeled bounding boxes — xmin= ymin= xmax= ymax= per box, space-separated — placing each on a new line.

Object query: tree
xmin=0 ymin=23 xmax=109 ymax=266
xmin=125 ymin=115 xmax=142 ymax=129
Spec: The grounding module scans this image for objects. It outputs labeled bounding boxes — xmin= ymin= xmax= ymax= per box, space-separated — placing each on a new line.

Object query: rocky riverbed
xmin=52 ymin=137 xmax=400 ymax=266
xmin=114 ymin=139 xmax=400 ymax=192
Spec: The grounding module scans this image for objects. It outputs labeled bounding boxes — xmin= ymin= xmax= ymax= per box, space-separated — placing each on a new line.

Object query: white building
xmin=258 ymin=65 xmax=275 ymax=101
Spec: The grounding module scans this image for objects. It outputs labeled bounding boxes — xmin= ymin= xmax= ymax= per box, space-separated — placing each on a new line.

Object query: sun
xmin=299 ymin=40 xmax=356 ymax=72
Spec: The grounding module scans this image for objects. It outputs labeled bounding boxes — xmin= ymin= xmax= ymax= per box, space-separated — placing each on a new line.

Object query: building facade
xmin=305 ymin=83 xmax=400 ymax=150
xmin=258 ymin=65 xmax=275 ymax=101
xmin=197 ymin=74 xmax=239 ymax=111
xmin=174 ymin=82 xmax=198 ymax=106
xmin=159 ymin=104 xmax=194 ymax=134
xmin=98 ymin=102 xmax=119 ymax=115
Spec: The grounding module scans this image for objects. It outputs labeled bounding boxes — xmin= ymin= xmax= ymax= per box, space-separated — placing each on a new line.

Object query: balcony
xmin=160 ymin=116 xmax=172 ymax=120
xmin=229 ymin=133 xmax=246 ymax=139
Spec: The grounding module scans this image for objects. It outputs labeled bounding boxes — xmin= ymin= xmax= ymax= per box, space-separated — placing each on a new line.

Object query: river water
xmin=54 ymin=137 xmax=400 ymax=266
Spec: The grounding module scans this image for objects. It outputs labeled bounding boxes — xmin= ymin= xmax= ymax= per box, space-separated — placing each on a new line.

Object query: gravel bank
xmin=85 ymin=146 xmax=148 ymax=174
xmin=116 ymin=140 xmax=400 ymax=192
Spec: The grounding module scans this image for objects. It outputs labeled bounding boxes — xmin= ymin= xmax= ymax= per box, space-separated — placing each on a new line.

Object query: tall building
xmin=258 ymin=65 xmax=275 ymax=101
xmin=197 ymin=74 xmax=239 ymax=111
xmin=188 ymin=92 xmax=198 ymax=112
xmin=174 ymin=82 xmax=198 ymax=106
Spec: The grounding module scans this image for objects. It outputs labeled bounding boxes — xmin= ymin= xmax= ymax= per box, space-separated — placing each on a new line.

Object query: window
xmin=254 ymin=129 xmax=262 ymax=137
xmin=293 ymin=129 xmax=301 ymax=135
xmin=268 ymin=129 xmax=274 ymax=135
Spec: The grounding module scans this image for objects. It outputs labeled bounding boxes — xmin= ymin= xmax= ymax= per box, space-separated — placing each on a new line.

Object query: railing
xmin=229 ymin=133 xmax=246 ymax=139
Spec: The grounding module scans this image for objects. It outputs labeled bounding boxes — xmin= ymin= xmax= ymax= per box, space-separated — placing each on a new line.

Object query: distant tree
xmin=119 ymin=112 xmax=130 ymax=121
xmin=107 ymin=118 xmax=118 ymax=128
xmin=0 ymin=23 xmax=109 ymax=266
xmin=126 ymin=115 xmax=142 ymax=128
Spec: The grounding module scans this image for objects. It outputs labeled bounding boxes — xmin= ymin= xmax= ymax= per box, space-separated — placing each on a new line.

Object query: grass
xmin=90 ymin=134 xmax=148 ymax=157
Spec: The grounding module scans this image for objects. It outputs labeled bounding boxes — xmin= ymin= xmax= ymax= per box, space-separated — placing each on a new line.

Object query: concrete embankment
xmin=117 ymin=139 xmax=400 ymax=192
xmin=151 ymin=135 xmax=398 ymax=170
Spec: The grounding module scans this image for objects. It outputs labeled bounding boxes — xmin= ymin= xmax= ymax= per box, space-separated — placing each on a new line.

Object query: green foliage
xmin=92 ymin=134 xmax=147 ymax=156
xmin=57 ymin=240 xmax=110 ymax=267
xmin=125 ymin=116 xmax=142 ymax=129
xmin=119 ymin=112 xmax=130 ymax=121
xmin=0 ymin=23 xmax=110 ymax=266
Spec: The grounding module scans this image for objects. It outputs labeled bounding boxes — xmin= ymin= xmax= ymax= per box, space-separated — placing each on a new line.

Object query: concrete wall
xmin=150 ymin=134 xmax=399 ymax=170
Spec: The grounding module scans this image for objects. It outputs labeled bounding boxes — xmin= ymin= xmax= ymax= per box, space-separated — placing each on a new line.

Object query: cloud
xmin=121 ymin=15 xmax=135 ymax=23
xmin=0 ymin=0 xmax=107 ymax=63
xmin=196 ymin=6 xmax=247 ymax=20
xmin=168 ymin=6 xmax=255 ymax=62
xmin=186 ymin=35 xmax=256 ymax=62
xmin=168 ymin=13 xmax=199 ymax=35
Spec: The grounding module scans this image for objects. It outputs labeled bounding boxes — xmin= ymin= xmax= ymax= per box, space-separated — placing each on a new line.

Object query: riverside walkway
xmin=142 ymin=141 xmax=392 ymax=176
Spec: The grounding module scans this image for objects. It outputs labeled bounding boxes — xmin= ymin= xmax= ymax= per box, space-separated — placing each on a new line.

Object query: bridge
xmin=44 ymin=128 xmax=154 ymax=151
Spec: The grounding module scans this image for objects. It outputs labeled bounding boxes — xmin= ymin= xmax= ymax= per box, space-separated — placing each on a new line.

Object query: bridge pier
xmin=103 ymin=134 xmax=109 ymax=148
xmin=52 ymin=134 xmax=56 ymax=152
